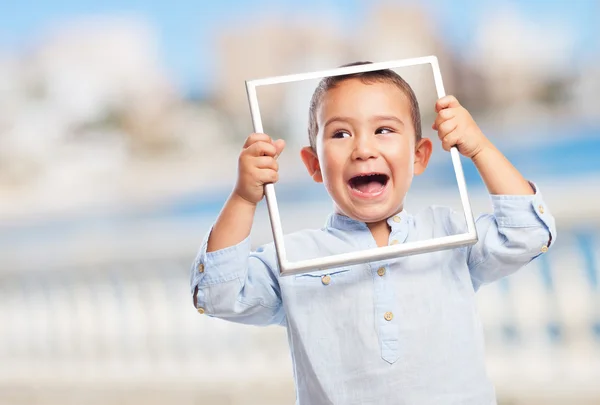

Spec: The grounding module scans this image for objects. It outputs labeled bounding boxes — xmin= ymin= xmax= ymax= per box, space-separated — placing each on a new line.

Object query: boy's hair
xmin=308 ymin=61 xmax=421 ymax=151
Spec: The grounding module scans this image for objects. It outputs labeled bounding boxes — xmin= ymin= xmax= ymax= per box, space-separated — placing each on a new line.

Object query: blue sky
xmin=1 ymin=0 xmax=597 ymax=93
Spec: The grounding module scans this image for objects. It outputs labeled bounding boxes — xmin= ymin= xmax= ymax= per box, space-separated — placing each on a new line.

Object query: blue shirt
xmin=190 ymin=185 xmax=556 ymax=405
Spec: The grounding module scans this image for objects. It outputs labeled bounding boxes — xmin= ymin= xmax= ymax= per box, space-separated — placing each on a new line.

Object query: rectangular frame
xmin=246 ymin=55 xmax=478 ymax=276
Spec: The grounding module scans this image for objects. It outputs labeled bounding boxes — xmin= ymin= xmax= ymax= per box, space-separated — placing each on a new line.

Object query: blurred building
xmin=214 ymin=16 xmax=350 ymax=146
xmin=473 ymin=5 xmax=577 ymax=131
xmin=571 ymin=64 xmax=600 ymax=123
xmin=0 ymin=17 xmax=233 ymax=222
xmin=355 ymin=4 xmax=459 ymax=98
xmin=213 ymin=3 xmax=473 ymax=157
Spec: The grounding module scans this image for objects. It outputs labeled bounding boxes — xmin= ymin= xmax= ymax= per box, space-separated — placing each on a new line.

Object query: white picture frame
xmin=245 ymin=55 xmax=478 ymax=276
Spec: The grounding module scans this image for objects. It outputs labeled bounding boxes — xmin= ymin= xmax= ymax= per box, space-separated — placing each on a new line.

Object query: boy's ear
xmin=300 ymin=146 xmax=323 ymax=183
xmin=414 ymin=138 xmax=433 ymax=175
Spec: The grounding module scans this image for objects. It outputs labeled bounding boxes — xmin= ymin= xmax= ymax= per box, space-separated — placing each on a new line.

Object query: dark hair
xmin=308 ymin=61 xmax=421 ymax=150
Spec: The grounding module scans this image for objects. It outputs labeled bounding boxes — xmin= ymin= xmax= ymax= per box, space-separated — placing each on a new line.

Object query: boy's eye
xmin=332 ymin=131 xmax=351 ymax=139
xmin=375 ymin=127 xmax=394 ymax=135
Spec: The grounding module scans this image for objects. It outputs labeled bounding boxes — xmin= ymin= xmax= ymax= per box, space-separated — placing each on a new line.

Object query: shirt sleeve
xmin=189 ymin=226 xmax=285 ymax=326
xmin=466 ymin=182 xmax=556 ymax=291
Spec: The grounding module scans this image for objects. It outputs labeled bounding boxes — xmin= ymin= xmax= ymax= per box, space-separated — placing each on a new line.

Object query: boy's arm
xmin=206 ymin=193 xmax=258 ymax=253
xmin=190 ymin=133 xmax=286 ymax=326
xmin=434 ymin=96 xmax=555 ymax=289
xmin=471 ymin=143 xmax=534 ymax=196
xmin=433 ymin=96 xmax=533 ymax=195
xmin=207 ymin=133 xmax=285 ymax=252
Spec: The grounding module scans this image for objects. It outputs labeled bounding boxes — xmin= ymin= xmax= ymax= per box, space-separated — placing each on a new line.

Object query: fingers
xmin=432 ymin=108 xmax=456 ymax=130
xmin=254 ymin=156 xmax=279 ymax=171
xmin=236 ymin=134 xmax=284 ymax=203
xmin=437 ymin=118 xmax=458 ymax=138
xmin=243 ymin=133 xmax=272 ymax=148
xmin=243 ymin=134 xmax=286 ymax=158
xmin=256 ymin=168 xmax=279 ymax=184
xmin=239 ymin=134 xmax=281 ymax=185
xmin=245 ymin=139 xmax=278 ymax=157
xmin=435 ymin=95 xmax=461 ymax=113
xmin=253 ymin=155 xmax=280 ymax=184
xmin=440 ymin=130 xmax=460 ymax=152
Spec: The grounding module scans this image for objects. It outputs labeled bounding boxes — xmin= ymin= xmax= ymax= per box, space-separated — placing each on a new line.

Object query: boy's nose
xmin=351 ymin=136 xmax=378 ymax=161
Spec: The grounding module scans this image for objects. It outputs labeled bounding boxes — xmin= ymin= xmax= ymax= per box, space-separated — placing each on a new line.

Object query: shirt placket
xmin=373 ymin=214 xmax=410 ymax=364
xmin=372 ymin=260 xmax=399 ymax=364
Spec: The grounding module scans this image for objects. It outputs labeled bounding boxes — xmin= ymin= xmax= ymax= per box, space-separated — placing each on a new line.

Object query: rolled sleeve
xmin=468 ymin=182 xmax=557 ymax=289
xmin=190 ymin=227 xmax=251 ymax=291
xmin=189 ymin=226 xmax=284 ymax=326
xmin=490 ymin=182 xmax=556 ymax=245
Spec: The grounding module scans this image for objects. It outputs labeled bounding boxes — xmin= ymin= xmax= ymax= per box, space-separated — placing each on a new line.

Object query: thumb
xmin=273 ymin=139 xmax=286 ymax=158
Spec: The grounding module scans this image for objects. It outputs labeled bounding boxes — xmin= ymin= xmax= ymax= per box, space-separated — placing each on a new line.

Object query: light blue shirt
xmin=191 ymin=185 xmax=556 ymax=405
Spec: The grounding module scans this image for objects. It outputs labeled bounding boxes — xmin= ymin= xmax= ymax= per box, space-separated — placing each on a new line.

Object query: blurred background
xmin=1 ymin=0 xmax=599 ymax=404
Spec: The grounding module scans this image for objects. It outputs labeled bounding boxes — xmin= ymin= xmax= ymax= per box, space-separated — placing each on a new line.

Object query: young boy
xmin=190 ymin=63 xmax=556 ymax=405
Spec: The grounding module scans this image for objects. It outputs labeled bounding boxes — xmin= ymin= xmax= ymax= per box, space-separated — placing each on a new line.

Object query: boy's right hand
xmin=234 ymin=133 xmax=286 ymax=204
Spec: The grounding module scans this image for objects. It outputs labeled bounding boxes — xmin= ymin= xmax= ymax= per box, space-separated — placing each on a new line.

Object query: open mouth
xmin=348 ymin=173 xmax=389 ymax=195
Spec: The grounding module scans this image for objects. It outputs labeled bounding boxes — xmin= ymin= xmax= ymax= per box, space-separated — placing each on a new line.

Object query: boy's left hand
xmin=432 ymin=96 xmax=491 ymax=159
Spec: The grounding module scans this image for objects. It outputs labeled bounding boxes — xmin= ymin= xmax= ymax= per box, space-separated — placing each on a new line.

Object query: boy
xmin=190 ymin=62 xmax=556 ymax=404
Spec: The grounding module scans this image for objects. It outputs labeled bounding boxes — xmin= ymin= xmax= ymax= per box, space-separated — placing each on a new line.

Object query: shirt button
xmin=321 ymin=275 xmax=331 ymax=285
xmin=538 ymin=205 xmax=545 ymax=214
xmin=197 ymin=307 xmax=205 ymax=314
xmin=541 ymin=245 xmax=548 ymax=253
xmin=377 ymin=267 xmax=386 ymax=277
xmin=392 ymin=216 xmax=401 ymax=223
xmin=390 ymin=240 xmax=399 ymax=245
xmin=198 ymin=263 xmax=205 ymax=273
xmin=384 ymin=311 xmax=394 ymax=321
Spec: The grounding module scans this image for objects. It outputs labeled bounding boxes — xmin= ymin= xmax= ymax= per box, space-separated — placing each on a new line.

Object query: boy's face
xmin=301 ymin=78 xmax=432 ymax=223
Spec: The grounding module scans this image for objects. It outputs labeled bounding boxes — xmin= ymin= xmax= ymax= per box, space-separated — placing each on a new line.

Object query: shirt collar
xmin=325 ymin=213 xmax=369 ymax=232
xmin=325 ymin=210 xmax=411 ymax=241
